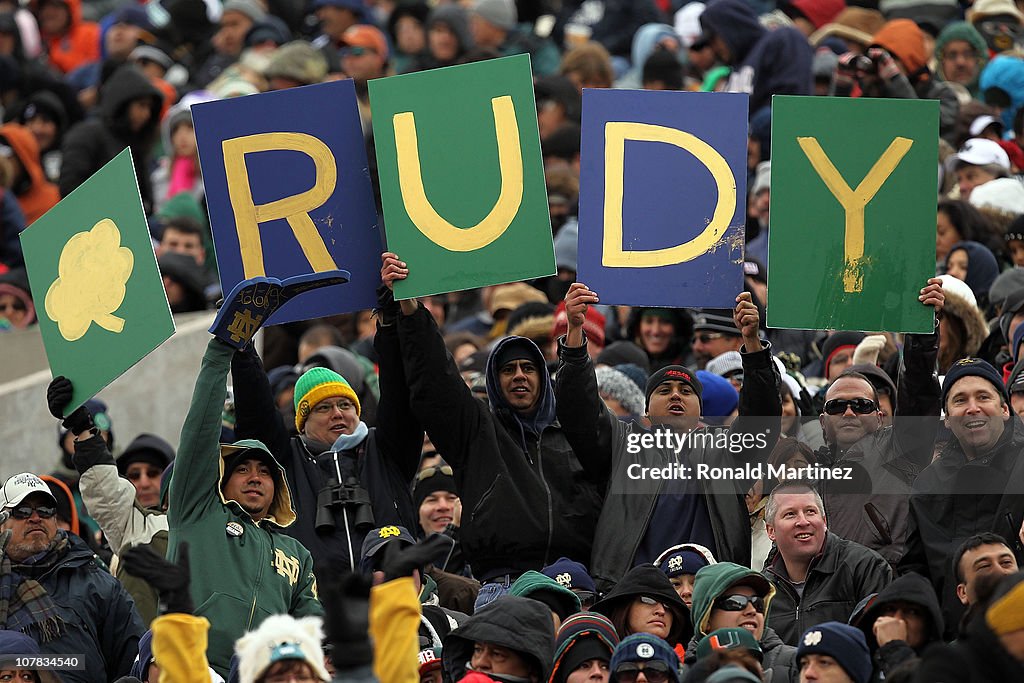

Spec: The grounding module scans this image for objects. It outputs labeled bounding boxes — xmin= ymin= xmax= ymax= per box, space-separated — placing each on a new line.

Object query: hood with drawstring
xmin=485 ymin=335 xmax=557 ymax=449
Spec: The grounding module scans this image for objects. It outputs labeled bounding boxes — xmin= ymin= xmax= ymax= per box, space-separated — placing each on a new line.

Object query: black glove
xmin=46 ymin=376 xmax=93 ymax=435
xmin=379 ymin=534 xmax=454 ymax=582
xmin=320 ymin=571 xmax=373 ymax=671
xmin=121 ymin=543 xmax=194 ymax=615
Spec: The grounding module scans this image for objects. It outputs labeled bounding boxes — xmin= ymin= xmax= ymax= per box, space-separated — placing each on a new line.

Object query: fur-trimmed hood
xmin=943 ymin=287 xmax=990 ymax=358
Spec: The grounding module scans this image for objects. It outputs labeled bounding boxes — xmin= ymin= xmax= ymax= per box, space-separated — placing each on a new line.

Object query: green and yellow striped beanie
xmin=293 ymin=366 xmax=361 ymax=432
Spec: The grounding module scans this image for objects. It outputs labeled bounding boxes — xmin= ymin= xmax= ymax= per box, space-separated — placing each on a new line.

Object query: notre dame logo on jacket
xmin=271 ymin=548 xmax=319 ymax=597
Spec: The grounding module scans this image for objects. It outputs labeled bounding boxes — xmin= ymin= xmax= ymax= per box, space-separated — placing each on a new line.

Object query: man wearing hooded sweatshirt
xmin=684 ymin=562 xmax=797 ymax=683
xmin=698 ymin=0 xmax=812 ymax=116
xmin=30 ymin=0 xmax=99 ymax=74
xmin=854 ymin=572 xmax=943 ymax=682
xmin=229 ymin=281 xmax=420 ymax=578
xmin=442 ymin=595 xmax=555 ymax=682
xmin=384 ymin=253 xmax=603 ymax=607
xmin=168 ymin=334 xmax=322 ymax=677
xmin=556 ymin=284 xmax=780 ymax=591
xmin=59 ymin=64 xmax=162 ymax=212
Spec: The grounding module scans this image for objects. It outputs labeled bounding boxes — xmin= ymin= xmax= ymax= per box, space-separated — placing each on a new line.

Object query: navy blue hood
xmin=485 ymin=336 xmax=557 ymax=445
xmin=699 ymin=0 xmax=765 ymax=65
xmin=129 ymin=629 xmax=153 ymax=679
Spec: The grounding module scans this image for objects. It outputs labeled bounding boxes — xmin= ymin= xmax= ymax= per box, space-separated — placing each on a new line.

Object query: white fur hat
xmin=234 ymin=615 xmax=330 ymax=683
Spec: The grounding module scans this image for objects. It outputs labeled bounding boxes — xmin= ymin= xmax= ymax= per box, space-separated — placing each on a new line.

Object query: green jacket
xmin=168 ymin=339 xmax=322 ymax=677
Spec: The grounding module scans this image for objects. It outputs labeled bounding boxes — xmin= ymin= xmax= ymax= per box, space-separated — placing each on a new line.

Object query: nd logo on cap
xmin=636 ymin=643 xmax=655 ymax=658
xmin=378 ymin=526 xmax=402 ymax=538
xmin=803 ymin=631 xmax=823 ymax=646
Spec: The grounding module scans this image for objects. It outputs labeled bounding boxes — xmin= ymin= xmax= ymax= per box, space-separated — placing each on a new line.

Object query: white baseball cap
xmin=969 ymin=114 xmax=1003 ymax=137
xmin=953 ymin=137 xmax=1011 ymax=170
xmin=0 ymin=473 xmax=57 ymax=510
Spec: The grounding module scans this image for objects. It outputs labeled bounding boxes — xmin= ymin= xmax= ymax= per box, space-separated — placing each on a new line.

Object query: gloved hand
xmin=320 ymin=571 xmax=373 ymax=671
xmin=121 ymin=543 xmax=194 ymax=615
xmin=833 ymin=52 xmax=861 ymax=92
xmin=379 ymin=534 xmax=454 ymax=582
xmin=46 ymin=376 xmax=93 ymax=435
xmin=867 ymin=47 xmax=900 ymax=80
xmin=852 ymin=334 xmax=887 ymax=366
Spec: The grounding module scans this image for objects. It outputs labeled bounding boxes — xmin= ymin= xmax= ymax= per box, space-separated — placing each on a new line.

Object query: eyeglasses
xmin=692 ymin=333 xmax=725 ymax=344
xmin=126 ymin=467 xmax=163 ymax=481
xmin=942 ymin=48 xmax=978 ymax=62
xmin=341 ymin=45 xmax=374 ymax=57
xmin=823 ymin=398 xmax=877 ymax=415
xmin=613 ymin=662 xmax=672 ymax=683
xmin=416 ymin=464 xmax=453 ymax=482
xmin=312 ymin=399 xmax=356 ymax=415
xmin=713 ymin=593 xmax=766 ymax=613
xmin=637 ymin=595 xmax=667 ymax=610
xmin=9 ymin=505 xmax=57 ymax=520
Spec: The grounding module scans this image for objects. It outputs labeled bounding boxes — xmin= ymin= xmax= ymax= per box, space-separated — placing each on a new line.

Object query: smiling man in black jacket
xmin=383 ymin=253 xmax=604 ymax=610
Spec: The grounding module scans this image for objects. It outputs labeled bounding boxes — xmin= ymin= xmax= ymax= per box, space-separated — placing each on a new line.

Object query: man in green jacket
xmin=167 ymin=335 xmax=322 ymax=676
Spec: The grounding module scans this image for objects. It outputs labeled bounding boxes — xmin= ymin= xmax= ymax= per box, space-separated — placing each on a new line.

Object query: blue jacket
xmin=4 ymin=531 xmax=145 ymax=683
xmin=700 ymin=0 xmax=812 ymax=113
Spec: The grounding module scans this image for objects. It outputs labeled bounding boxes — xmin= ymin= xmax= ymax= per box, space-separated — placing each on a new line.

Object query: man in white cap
xmin=0 ymin=472 xmax=144 ymax=682
xmin=951 ymin=137 xmax=1011 ymax=200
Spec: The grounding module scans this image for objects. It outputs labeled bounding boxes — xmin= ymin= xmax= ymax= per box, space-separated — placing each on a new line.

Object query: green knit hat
xmin=293 ymin=366 xmax=360 ymax=432
xmin=509 ymin=570 xmax=582 ymax=620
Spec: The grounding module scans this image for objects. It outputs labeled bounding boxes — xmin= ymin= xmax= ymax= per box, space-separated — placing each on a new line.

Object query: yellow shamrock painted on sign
xmin=45 ymin=218 xmax=134 ymax=341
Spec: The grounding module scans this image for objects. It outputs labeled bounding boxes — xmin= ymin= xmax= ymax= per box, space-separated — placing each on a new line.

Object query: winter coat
xmin=398 ymin=304 xmax=604 ymax=578
xmin=0 ymin=122 xmax=58 ymax=224
xmin=552 ymin=0 xmax=662 ymax=58
xmin=443 ymin=595 xmax=555 ymax=682
xmin=168 ymin=338 xmax=322 ymax=677
xmin=683 ymin=561 xmax=796 ymax=683
xmin=764 ymin=532 xmax=893 ymax=645
xmin=1 ymin=531 xmax=145 ymax=683
xmin=31 ymin=0 xmax=99 ymax=73
xmin=59 ymin=65 xmax=161 ymax=212
xmin=230 ymin=307 xmax=420 ymax=576
xmin=554 ymin=336 xmax=781 ymax=591
xmin=699 ymin=0 xmax=812 ymax=114
xmin=0 ymin=186 xmax=26 ymax=271
xmin=682 ymin=629 xmax=796 ymax=683
xmin=812 ymin=331 xmax=940 ymax=565
xmin=74 ymin=433 xmax=169 ymax=625
xmin=900 ymin=416 xmax=1024 ymax=639
xmin=855 ymin=572 xmax=943 ymax=683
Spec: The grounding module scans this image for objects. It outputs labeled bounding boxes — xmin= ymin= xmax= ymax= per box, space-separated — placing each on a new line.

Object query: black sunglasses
xmin=614 ymin=663 xmax=671 ymax=683
xmin=823 ymin=398 xmax=877 ymax=415
xmin=10 ymin=505 xmax=57 ymax=520
xmin=692 ymin=333 xmax=725 ymax=344
xmin=713 ymin=593 xmax=765 ymax=613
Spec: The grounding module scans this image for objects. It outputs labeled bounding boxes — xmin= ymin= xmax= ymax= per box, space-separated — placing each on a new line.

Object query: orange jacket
xmin=35 ymin=0 xmax=100 ymax=73
xmin=1 ymin=122 xmax=59 ymax=224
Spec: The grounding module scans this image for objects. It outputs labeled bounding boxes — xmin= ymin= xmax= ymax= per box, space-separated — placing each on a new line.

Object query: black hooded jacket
xmin=398 ymin=303 xmax=603 ymax=579
xmin=856 ymin=572 xmax=943 ymax=682
xmin=592 ymin=564 xmax=693 ymax=647
xmin=442 ymin=595 xmax=556 ymax=682
xmin=698 ymin=0 xmax=812 ymax=114
xmin=59 ymin=65 xmax=161 ymax=212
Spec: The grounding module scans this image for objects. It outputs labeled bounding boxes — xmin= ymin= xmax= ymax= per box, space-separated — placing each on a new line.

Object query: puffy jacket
xmin=168 ymin=338 xmax=322 ymax=677
xmin=231 ymin=293 xmax=419 ymax=575
xmin=555 ymin=335 xmax=781 ymax=591
xmin=0 ymin=122 xmax=59 ymax=224
xmin=900 ymin=416 xmax=1024 ymax=639
xmin=73 ymin=433 xmax=169 ymax=625
xmin=31 ymin=0 xmax=99 ymax=73
xmin=398 ymin=304 xmax=604 ymax=578
xmin=699 ymin=0 xmax=812 ymax=113
xmin=812 ymin=331 xmax=940 ymax=566
xmin=764 ymin=532 xmax=893 ymax=645
xmin=855 ymin=572 xmax=943 ymax=683
xmin=1 ymin=531 xmax=145 ymax=683
xmin=59 ymin=65 xmax=161 ymax=211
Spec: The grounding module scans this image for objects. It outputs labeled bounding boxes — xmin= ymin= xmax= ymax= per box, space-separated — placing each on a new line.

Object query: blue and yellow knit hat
xmin=293 ymin=366 xmax=360 ymax=432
